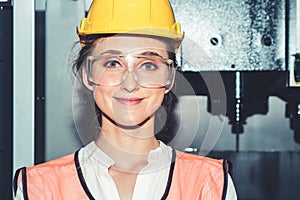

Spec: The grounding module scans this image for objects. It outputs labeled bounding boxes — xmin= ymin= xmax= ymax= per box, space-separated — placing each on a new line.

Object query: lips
xmin=114 ymin=97 xmax=144 ymax=105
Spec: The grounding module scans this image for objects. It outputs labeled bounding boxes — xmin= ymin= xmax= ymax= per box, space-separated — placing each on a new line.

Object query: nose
xmin=120 ymin=70 xmax=139 ymax=92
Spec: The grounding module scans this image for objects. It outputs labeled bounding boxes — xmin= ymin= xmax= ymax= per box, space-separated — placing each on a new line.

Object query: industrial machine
xmin=170 ymin=0 xmax=300 ymax=146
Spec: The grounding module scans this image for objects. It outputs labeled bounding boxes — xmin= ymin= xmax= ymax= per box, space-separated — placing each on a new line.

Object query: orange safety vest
xmin=14 ymin=149 xmax=231 ymax=200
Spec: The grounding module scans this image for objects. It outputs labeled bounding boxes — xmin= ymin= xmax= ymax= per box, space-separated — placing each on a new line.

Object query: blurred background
xmin=1 ymin=0 xmax=300 ymax=199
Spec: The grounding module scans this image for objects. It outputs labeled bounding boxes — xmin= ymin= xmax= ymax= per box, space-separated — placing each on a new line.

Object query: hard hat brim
xmin=77 ymin=27 xmax=184 ymax=52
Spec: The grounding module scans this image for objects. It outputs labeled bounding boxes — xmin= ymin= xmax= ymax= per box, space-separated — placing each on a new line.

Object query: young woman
xmin=14 ymin=0 xmax=237 ymax=199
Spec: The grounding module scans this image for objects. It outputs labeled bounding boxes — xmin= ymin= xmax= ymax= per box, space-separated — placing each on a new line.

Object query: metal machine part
xmin=289 ymin=0 xmax=300 ymax=87
xmin=170 ymin=0 xmax=285 ymax=71
xmin=293 ymin=53 xmax=300 ymax=82
xmin=286 ymin=100 xmax=300 ymax=142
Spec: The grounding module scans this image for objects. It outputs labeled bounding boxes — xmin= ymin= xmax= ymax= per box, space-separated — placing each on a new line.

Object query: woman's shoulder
xmin=18 ymin=151 xmax=78 ymax=182
xmin=27 ymin=152 xmax=76 ymax=171
xmin=174 ymin=150 xmax=225 ymax=171
xmin=14 ymin=152 xmax=79 ymax=190
xmin=13 ymin=151 xmax=90 ymax=199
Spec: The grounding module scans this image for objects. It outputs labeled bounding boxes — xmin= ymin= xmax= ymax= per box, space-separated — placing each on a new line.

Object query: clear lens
xmin=86 ymin=54 xmax=174 ymax=88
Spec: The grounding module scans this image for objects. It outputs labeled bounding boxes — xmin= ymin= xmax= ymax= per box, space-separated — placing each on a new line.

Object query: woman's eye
xmin=140 ymin=62 xmax=158 ymax=71
xmin=104 ymin=60 xmax=121 ymax=68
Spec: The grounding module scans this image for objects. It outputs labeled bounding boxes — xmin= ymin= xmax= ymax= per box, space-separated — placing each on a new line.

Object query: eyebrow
xmin=140 ymin=51 xmax=163 ymax=58
xmin=100 ymin=50 xmax=164 ymax=58
xmin=100 ymin=50 xmax=123 ymax=55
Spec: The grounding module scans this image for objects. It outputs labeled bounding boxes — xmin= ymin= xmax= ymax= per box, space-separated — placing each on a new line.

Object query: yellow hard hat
xmin=77 ymin=0 xmax=184 ymax=49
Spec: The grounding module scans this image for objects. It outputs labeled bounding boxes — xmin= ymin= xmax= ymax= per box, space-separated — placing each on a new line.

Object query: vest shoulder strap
xmin=166 ymin=151 xmax=228 ymax=200
xmin=14 ymin=152 xmax=89 ymax=199
xmin=14 ymin=166 xmax=29 ymax=200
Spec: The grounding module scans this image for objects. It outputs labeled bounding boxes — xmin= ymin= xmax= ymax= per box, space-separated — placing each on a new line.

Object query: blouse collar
xmin=83 ymin=140 xmax=173 ymax=172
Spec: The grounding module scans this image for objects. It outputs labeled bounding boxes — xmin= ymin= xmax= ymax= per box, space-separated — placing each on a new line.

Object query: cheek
xmin=93 ymin=87 xmax=114 ymax=113
xmin=146 ymin=90 xmax=166 ymax=115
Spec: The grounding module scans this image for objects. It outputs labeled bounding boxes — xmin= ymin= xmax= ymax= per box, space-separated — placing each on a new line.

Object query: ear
xmin=82 ymin=66 xmax=94 ymax=91
xmin=164 ymin=68 xmax=176 ymax=94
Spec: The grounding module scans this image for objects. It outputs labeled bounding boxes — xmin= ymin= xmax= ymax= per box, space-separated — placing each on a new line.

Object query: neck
xmin=94 ymin=116 xmax=160 ymax=172
xmin=97 ymin=130 xmax=159 ymax=154
xmin=96 ymin=116 xmax=159 ymax=153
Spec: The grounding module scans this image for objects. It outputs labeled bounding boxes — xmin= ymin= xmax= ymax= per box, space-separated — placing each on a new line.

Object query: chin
xmin=113 ymin=115 xmax=152 ymax=128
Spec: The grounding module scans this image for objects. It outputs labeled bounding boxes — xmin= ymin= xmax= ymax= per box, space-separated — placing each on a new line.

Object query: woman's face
xmin=83 ymin=35 xmax=173 ymax=127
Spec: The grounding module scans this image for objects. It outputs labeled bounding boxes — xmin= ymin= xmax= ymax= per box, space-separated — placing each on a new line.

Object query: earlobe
xmin=82 ymin=67 xmax=94 ymax=91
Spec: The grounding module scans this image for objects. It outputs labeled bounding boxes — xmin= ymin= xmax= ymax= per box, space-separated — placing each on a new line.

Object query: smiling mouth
xmin=114 ymin=97 xmax=144 ymax=105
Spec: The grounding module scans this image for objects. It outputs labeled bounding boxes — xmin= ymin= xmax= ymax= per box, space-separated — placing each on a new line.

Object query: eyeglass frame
xmin=85 ymin=53 xmax=176 ymax=89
